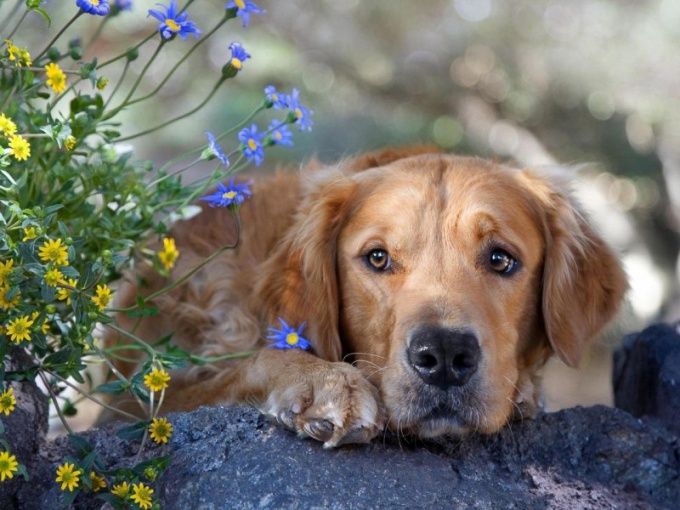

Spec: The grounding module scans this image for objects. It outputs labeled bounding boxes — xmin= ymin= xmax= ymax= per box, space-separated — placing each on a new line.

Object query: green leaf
xmin=68 ymin=434 xmax=93 ymax=458
xmin=116 ymin=420 xmax=149 ymax=440
xmin=96 ymin=380 xmax=130 ymax=395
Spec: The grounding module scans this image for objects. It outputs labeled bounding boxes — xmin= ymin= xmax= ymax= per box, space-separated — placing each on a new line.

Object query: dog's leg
xmin=169 ymin=349 xmax=386 ymax=448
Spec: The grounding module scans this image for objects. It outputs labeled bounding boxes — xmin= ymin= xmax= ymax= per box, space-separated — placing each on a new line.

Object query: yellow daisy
xmin=57 ymin=278 xmax=78 ymax=306
xmin=0 ymin=388 xmax=16 ymax=416
xmin=0 ymin=286 xmax=20 ymax=310
xmin=0 ymin=259 xmax=14 ymax=285
xmin=44 ymin=267 xmax=63 ymax=287
xmin=55 ymin=462 xmax=81 ymax=492
xmin=131 ymin=482 xmax=154 ymax=509
xmin=149 ymin=417 xmax=173 ymax=444
xmin=6 ymin=315 xmax=33 ymax=344
xmin=89 ymin=471 xmax=107 ymax=492
xmin=0 ymin=113 xmax=17 ymax=137
xmin=143 ymin=367 xmax=171 ymax=392
xmin=91 ymin=284 xmax=113 ymax=310
xmin=64 ymin=135 xmax=77 ymax=150
xmin=38 ymin=238 xmax=69 ymax=266
xmin=157 ymin=237 xmax=180 ymax=271
xmin=0 ymin=451 xmax=18 ymax=482
xmin=8 ymin=134 xmax=30 ymax=161
xmin=111 ymin=480 xmax=130 ymax=498
xmin=22 ymin=227 xmax=37 ymax=241
xmin=45 ymin=62 xmax=67 ymax=94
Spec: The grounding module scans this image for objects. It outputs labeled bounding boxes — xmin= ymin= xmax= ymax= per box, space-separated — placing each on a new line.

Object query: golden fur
xmin=104 ymin=147 xmax=627 ymax=447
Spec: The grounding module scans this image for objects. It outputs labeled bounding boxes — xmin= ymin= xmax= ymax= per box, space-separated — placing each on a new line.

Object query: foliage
xmin=0 ymin=0 xmax=312 ymax=507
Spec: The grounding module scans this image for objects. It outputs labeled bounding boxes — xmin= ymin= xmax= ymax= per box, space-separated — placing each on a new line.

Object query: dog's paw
xmin=261 ymin=361 xmax=385 ymax=448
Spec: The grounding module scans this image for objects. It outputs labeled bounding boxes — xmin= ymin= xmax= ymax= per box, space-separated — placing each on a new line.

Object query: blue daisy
xmin=77 ymin=0 xmax=111 ymax=16
xmin=264 ymin=86 xmax=288 ymax=109
xmin=148 ymin=0 xmax=201 ymax=40
xmin=267 ymin=120 xmax=294 ymax=147
xmin=225 ymin=0 xmax=265 ymax=27
xmin=267 ymin=318 xmax=311 ymax=350
xmin=228 ymin=42 xmax=251 ymax=71
xmin=200 ymin=177 xmax=253 ymax=208
xmin=287 ymin=88 xmax=314 ymax=132
xmin=204 ymin=131 xmax=230 ymax=167
xmin=238 ymin=124 xmax=265 ymax=166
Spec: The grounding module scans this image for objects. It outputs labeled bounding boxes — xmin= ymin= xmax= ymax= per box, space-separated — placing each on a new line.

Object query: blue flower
xmin=267 ymin=120 xmax=294 ymax=147
xmin=200 ymin=177 xmax=252 ymax=208
xmin=267 ymin=318 xmax=311 ymax=350
xmin=228 ymin=42 xmax=250 ymax=71
xmin=115 ymin=0 xmax=132 ymax=10
xmin=225 ymin=0 xmax=265 ymax=27
xmin=148 ymin=0 xmax=201 ymax=40
xmin=238 ymin=124 xmax=265 ymax=166
xmin=203 ymin=131 xmax=229 ymax=166
xmin=287 ymin=88 xmax=314 ymax=132
xmin=264 ymin=86 xmax=288 ymax=109
xmin=77 ymin=0 xmax=111 ymax=16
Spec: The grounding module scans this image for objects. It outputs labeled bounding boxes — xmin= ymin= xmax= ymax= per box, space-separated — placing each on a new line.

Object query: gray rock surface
xmin=614 ymin=322 xmax=680 ymax=433
xmin=14 ymin=404 xmax=680 ymax=509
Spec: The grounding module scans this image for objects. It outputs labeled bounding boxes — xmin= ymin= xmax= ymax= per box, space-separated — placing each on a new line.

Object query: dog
xmin=104 ymin=146 xmax=627 ymax=447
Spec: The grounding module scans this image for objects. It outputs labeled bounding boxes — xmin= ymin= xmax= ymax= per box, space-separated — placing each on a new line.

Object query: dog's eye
xmin=366 ymin=249 xmax=391 ymax=271
xmin=489 ymin=249 xmax=518 ymax=275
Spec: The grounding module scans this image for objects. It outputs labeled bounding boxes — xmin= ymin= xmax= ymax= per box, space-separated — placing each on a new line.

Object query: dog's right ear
xmin=252 ymin=168 xmax=356 ymax=362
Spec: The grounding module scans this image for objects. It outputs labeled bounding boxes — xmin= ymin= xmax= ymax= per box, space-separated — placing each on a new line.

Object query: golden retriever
xmin=105 ymin=146 xmax=627 ymax=447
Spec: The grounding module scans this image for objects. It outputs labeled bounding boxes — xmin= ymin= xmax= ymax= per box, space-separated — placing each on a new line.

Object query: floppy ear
xmin=252 ymin=168 xmax=357 ymax=362
xmin=517 ymin=170 xmax=628 ymax=367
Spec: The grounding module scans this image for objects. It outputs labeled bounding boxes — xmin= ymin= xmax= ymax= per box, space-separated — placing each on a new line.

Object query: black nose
xmin=407 ymin=325 xmax=481 ymax=388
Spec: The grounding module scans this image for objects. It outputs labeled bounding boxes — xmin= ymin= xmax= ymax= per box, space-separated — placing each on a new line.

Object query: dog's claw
xmin=302 ymin=418 xmax=335 ymax=442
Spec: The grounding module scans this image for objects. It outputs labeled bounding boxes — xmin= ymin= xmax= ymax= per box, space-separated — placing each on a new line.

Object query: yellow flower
xmin=44 ymin=267 xmax=63 ymax=287
xmin=131 ymin=482 xmax=154 ymax=509
xmin=8 ymin=134 xmax=30 ymax=161
xmin=19 ymin=47 xmax=31 ymax=67
xmin=6 ymin=315 xmax=33 ymax=344
xmin=149 ymin=417 xmax=173 ymax=444
xmin=89 ymin=471 xmax=107 ymax=492
xmin=0 ymin=388 xmax=16 ymax=416
xmin=57 ymin=278 xmax=78 ymax=305
xmin=55 ymin=462 xmax=81 ymax=492
xmin=22 ymin=227 xmax=37 ymax=241
xmin=0 ymin=113 xmax=17 ymax=137
xmin=45 ymin=62 xmax=67 ymax=94
xmin=158 ymin=237 xmax=180 ymax=271
xmin=5 ymin=39 xmax=20 ymax=61
xmin=96 ymin=76 xmax=109 ymax=90
xmin=38 ymin=238 xmax=69 ymax=266
xmin=144 ymin=367 xmax=171 ymax=392
xmin=111 ymin=480 xmax=130 ymax=498
xmin=91 ymin=284 xmax=113 ymax=310
xmin=31 ymin=312 xmax=50 ymax=335
xmin=0 ymin=286 xmax=20 ymax=310
xmin=0 ymin=259 xmax=14 ymax=285
xmin=0 ymin=451 xmax=18 ymax=482
xmin=64 ymin=135 xmax=76 ymax=150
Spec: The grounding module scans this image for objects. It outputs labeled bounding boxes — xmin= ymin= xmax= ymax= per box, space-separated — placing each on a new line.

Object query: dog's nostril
xmin=408 ymin=325 xmax=481 ymax=388
xmin=418 ymin=353 xmax=438 ymax=369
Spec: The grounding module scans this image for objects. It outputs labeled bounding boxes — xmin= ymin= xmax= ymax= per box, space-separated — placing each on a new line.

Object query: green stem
xmin=103 ymin=59 xmax=130 ymax=109
xmin=97 ymin=31 xmax=156 ymax=69
xmin=116 ymin=76 xmax=227 ymax=142
xmin=37 ymin=370 xmax=75 ymax=435
xmin=104 ymin=323 xmax=157 ymax=357
xmin=35 ymin=11 xmax=84 ymax=63
xmin=85 ymin=15 xmax=110 ymax=50
xmin=104 ymin=40 xmax=166 ymax=120
xmin=3 ymin=6 xmax=28 ymax=41
xmin=127 ymin=11 xmax=230 ymax=108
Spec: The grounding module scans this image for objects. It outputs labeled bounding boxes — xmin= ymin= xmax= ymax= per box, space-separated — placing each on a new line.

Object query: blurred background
xmin=5 ymin=0 xmax=679 ymax=415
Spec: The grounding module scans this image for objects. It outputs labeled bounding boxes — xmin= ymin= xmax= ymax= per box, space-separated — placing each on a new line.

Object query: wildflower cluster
xmin=0 ymin=0 xmax=312 ymax=507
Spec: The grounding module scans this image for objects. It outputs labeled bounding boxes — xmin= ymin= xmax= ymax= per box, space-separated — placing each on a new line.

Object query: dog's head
xmin=258 ymin=148 xmax=627 ymax=438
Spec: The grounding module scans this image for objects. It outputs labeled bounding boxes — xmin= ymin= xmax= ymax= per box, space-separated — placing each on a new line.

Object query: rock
xmin=13 ymin=404 xmax=680 ymax=509
xmin=0 ymin=350 xmax=49 ymax=509
xmin=613 ymin=322 xmax=680 ymax=433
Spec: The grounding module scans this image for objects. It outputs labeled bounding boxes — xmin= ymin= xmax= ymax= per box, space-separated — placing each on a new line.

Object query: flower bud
xmin=46 ymin=305 xmax=56 ymax=314
xmin=221 ymin=63 xmax=238 ymax=79
xmin=126 ymin=47 xmax=139 ymax=62
xmin=69 ymin=46 xmax=84 ymax=60
xmin=46 ymin=47 xmax=61 ymax=62
xmin=96 ymin=76 xmax=109 ymax=90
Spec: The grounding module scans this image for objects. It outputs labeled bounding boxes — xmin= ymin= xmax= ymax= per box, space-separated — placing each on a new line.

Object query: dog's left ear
xmin=517 ymin=169 xmax=628 ymax=367
xmin=252 ymin=168 xmax=357 ymax=362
